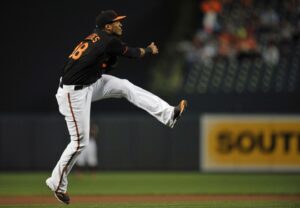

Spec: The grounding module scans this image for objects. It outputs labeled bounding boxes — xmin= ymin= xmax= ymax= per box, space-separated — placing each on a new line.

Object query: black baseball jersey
xmin=62 ymin=28 xmax=143 ymax=85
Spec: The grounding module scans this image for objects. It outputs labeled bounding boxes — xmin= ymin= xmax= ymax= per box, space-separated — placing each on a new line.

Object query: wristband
xmin=144 ymin=47 xmax=153 ymax=54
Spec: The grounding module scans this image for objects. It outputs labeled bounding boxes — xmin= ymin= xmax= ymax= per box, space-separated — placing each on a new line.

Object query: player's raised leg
xmin=91 ymin=74 xmax=187 ymax=127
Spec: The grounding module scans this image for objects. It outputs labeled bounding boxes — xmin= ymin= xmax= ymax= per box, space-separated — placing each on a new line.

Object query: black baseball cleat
xmin=171 ymin=100 xmax=188 ymax=128
xmin=46 ymin=178 xmax=70 ymax=205
xmin=54 ymin=192 xmax=70 ymax=205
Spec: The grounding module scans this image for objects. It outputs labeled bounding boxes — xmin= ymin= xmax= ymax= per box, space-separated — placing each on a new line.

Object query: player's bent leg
xmin=92 ymin=75 xmax=177 ymax=127
xmin=47 ymin=88 xmax=92 ymax=204
xmin=119 ymin=80 xmax=188 ymax=128
xmin=46 ymin=132 xmax=89 ymax=205
xmin=47 ymin=135 xmax=88 ymax=196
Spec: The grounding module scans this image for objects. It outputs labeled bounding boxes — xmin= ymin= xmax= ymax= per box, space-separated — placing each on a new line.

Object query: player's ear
xmin=105 ymin=24 xmax=112 ymax=30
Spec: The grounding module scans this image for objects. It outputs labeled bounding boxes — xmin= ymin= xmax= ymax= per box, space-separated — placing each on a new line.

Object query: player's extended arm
xmin=107 ymin=39 xmax=159 ymax=58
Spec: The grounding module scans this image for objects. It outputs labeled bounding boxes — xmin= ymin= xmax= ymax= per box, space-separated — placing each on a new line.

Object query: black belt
xmin=59 ymin=81 xmax=88 ymax=91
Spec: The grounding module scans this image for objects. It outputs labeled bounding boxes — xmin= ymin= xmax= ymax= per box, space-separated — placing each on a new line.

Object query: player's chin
xmin=115 ymin=29 xmax=122 ymax=36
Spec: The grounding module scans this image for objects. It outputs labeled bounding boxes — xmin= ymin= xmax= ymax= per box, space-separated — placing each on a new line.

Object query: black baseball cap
xmin=96 ymin=10 xmax=126 ymax=28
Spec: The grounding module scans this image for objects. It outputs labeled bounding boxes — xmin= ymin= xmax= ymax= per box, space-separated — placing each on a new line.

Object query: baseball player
xmin=46 ymin=10 xmax=187 ymax=205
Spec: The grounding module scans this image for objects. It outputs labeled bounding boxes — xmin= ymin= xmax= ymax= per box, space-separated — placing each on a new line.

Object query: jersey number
xmin=69 ymin=42 xmax=89 ymax=60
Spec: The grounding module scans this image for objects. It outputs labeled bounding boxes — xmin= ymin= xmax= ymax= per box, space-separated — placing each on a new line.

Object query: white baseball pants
xmin=48 ymin=74 xmax=175 ymax=193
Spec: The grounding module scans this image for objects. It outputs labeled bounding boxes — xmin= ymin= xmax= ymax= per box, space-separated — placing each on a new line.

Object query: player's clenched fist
xmin=139 ymin=42 xmax=159 ymax=56
xmin=148 ymin=42 xmax=159 ymax=54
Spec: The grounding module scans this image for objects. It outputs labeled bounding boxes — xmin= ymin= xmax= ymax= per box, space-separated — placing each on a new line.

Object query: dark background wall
xmin=0 ymin=114 xmax=198 ymax=170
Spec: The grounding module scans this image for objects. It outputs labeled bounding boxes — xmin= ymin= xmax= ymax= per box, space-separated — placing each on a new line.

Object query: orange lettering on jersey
xmin=85 ymin=33 xmax=100 ymax=43
xmin=69 ymin=42 xmax=89 ymax=60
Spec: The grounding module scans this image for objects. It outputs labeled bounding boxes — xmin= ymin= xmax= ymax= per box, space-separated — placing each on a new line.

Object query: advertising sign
xmin=201 ymin=115 xmax=300 ymax=172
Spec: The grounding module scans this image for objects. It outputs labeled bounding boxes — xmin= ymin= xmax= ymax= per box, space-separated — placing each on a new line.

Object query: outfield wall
xmin=0 ymin=114 xmax=198 ymax=171
xmin=1 ymin=114 xmax=299 ymax=171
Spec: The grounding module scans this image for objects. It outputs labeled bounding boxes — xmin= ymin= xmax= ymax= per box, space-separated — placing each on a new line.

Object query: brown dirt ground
xmin=0 ymin=195 xmax=300 ymax=205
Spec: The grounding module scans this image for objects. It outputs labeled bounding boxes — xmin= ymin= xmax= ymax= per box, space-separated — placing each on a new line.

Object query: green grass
xmin=0 ymin=172 xmax=299 ymax=196
xmin=0 ymin=172 xmax=300 ymax=208
xmin=1 ymin=201 xmax=300 ymax=208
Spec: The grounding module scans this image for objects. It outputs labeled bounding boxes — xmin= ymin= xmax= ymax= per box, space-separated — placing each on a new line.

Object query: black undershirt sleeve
xmin=107 ymin=38 xmax=143 ymax=58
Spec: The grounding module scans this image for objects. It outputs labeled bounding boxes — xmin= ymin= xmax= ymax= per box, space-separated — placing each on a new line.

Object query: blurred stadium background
xmin=0 ymin=0 xmax=300 ymax=207
xmin=1 ymin=0 xmax=299 ymax=172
